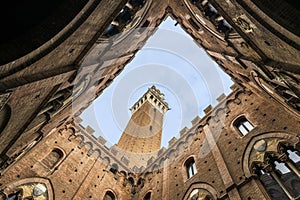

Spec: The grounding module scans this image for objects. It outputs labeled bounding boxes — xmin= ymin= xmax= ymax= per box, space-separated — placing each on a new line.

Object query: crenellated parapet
xmin=68 ymin=116 xmax=158 ymax=172
xmin=69 ymin=85 xmax=255 ymax=174
xmin=130 ymin=85 xmax=169 ymax=114
xmin=142 ymin=85 xmax=260 ymax=172
xmin=64 ymin=118 xmax=132 ymax=173
xmin=67 ymin=84 xmax=269 ymax=175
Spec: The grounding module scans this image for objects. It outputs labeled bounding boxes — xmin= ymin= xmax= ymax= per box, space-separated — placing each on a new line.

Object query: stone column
xmin=204 ymin=125 xmax=242 ymax=200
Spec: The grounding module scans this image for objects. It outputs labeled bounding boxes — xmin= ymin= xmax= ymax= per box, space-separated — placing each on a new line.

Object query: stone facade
xmin=0 ymin=85 xmax=299 ymax=199
xmin=0 ymin=0 xmax=300 ymax=199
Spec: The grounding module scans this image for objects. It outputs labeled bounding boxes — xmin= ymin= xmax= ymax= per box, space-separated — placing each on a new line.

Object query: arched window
xmin=41 ymin=148 xmax=64 ymax=169
xmin=103 ymin=191 xmax=115 ymax=200
xmin=110 ymin=163 xmax=119 ymax=174
xmin=128 ymin=177 xmax=134 ymax=185
xmin=188 ymin=188 xmax=213 ymax=200
xmin=185 ymin=157 xmax=197 ymax=179
xmin=137 ymin=178 xmax=145 ymax=188
xmin=249 ymin=139 xmax=300 ymax=199
xmin=254 ymin=159 xmax=300 ymax=199
xmin=234 ymin=116 xmax=254 ymax=136
xmin=143 ymin=192 xmax=151 ymax=200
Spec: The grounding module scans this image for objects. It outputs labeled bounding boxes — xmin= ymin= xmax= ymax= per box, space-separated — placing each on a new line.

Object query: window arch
xmin=183 ymin=182 xmax=218 ymax=200
xmin=128 ymin=177 xmax=134 ymax=185
xmin=103 ymin=191 xmax=116 ymax=200
xmin=143 ymin=192 xmax=151 ymax=200
xmin=110 ymin=163 xmax=119 ymax=174
xmin=188 ymin=188 xmax=213 ymax=200
xmin=233 ymin=116 xmax=254 ymax=136
xmin=248 ymin=138 xmax=300 ymax=199
xmin=41 ymin=148 xmax=64 ymax=169
xmin=2 ymin=177 xmax=55 ymax=200
xmin=184 ymin=157 xmax=197 ymax=179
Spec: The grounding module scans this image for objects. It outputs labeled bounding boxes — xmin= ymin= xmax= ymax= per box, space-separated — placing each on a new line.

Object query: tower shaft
xmin=117 ymin=86 xmax=168 ymax=153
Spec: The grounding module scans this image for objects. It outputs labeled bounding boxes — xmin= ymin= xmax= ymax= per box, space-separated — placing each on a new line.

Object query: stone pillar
xmin=204 ymin=125 xmax=242 ymax=200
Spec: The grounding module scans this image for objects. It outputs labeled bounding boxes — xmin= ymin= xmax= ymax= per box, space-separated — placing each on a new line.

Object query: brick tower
xmin=117 ymin=85 xmax=169 ymax=154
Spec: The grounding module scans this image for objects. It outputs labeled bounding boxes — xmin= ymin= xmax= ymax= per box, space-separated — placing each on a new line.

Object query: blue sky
xmin=80 ymin=17 xmax=233 ymax=147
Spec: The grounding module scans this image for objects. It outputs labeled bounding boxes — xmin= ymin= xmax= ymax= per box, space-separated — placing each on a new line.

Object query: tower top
xmin=130 ymin=85 xmax=169 ymax=115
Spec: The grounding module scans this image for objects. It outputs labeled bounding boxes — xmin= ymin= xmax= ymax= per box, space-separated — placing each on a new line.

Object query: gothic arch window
xmin=183 ymin=182 xmax=217 ymax=200
xmin=233 ymin=116 xmax=254 ymax=136
xmin=143 ymin=192 xmax=151 ymax=200
xmin=103 ymin=191 xmax=116 ymax=200
xmin=101 ymin=0 xmax=150 ymax=41
xmin=188 ymin=188 xmax=214 ymax=200
xmin=248 ymin=138 xmax=300 ymax=199
xmin=2 ymin=178 xmax=54 ymax=200
xmin=184 ymin=156 xmax=197 ymax=179
xmin=185 ymin=0 xmax=235 ymax=40
xmin=41 ymin=148 xmax=64 ymax=169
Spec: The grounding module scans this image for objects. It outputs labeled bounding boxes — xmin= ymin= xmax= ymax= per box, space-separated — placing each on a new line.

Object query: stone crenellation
xmin=143 ymin=85 xmax=245 ymax=172
xmin=130 ymin=85 xmax=169 ymax=115
xmin=72 ymin=87 xmax=233 ymax=172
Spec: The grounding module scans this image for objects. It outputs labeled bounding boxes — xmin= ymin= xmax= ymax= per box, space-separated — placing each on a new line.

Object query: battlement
xmin=130 ymin=85 xmax=169 ymax=114
xmin=143 ymin=85 xmax=252 ymax=172
xmin=75 ymin=84 xmax=243 ymax=172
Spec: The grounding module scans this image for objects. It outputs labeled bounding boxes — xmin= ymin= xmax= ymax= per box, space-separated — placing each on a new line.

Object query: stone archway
xmin=2 ymin=177 xmax=54 ymax=200
xmin=182 ymin=182 xmax=218 ymax=200
xmin=242 ymin=132 xmax=300 ymax=199
xmin=242 ymin=132 xmax=299 ymax=178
